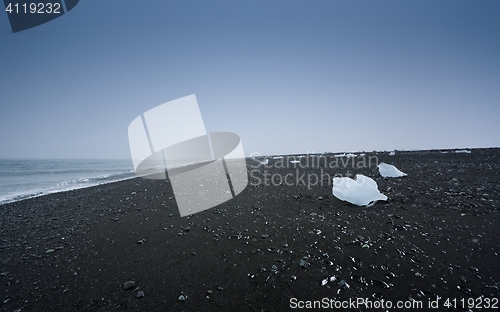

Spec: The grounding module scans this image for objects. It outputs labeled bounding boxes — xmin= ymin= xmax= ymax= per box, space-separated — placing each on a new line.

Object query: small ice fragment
xmin=290 ymin=160 xmax=300 ymax=164
xmin=389 ymin=151 xmax=395 ymax=156
xmin=321 ymin=279 xmax=328 ymax=286
xmin=260 ymin=159 xmax=269 ymax=165
xmin=359 ymin=153 xmax=365 ymax=156
xmin=455 ymin=150 xmax=471 ymax=154
xmin=378 ymin=163 xmax=407 ymax=178
xmin=335 ymin=153 xmax=357 ymax=158
xmin=332 ymin=174 xmax=387 ymax=206
xmin=272 ymin=156 xmax=283 ymax=159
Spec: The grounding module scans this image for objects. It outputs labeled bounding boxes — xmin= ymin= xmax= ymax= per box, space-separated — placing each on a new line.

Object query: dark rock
xmin=299 ymin=259 xmax=310 ymax=269
xmin=123 ymin=281 xmax=135 ymax=290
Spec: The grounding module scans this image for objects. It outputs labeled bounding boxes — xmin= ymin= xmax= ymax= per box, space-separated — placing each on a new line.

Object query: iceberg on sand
xmin=332 ymin=174 xmax=387 ymax=206
xmin=378 ymin=163 xmax=407 ymax=178
xmin=334 ymin=153 xmax=357 ymax=158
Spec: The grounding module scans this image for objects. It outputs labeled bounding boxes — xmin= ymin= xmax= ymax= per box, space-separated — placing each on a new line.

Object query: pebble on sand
xmin=299 ymin=259 xmax=310 ymax=269
xmin=123 ymin=281 xmax=135 ymax=290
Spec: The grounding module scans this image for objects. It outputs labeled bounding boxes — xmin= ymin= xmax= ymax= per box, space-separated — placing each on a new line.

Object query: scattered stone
xmin=136 ymin=291 xmax=144 ymax=298
xmin=178 ymin=294 xmax=187 ymax=301
xmin=137 ymin=239 xmax=145 ymax=244
xmin=338 ymin=280 xmax=350 ymax=289
xmin=207 ymin=290 xmax=213 ymax=294
xmin=45 ymin=249 xmax=55 ymax=254
xmin=184 ymin=227 xmax=191 ymax=232
xmin=123 ymin=281 xmax=135 ymax=290
xmin=299 ymin=259 xmax=310 ymax=269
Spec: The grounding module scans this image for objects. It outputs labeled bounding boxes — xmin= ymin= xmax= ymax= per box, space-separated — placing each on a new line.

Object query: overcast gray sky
xmin=0 ymin=0 xmax=499 ymax=159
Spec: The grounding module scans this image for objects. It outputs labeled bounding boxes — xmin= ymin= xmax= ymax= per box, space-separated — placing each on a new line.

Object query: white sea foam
xmin=0 ymin=159 xmax=136 ymax=205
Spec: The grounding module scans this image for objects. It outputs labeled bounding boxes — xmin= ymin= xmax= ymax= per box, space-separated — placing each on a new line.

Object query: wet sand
xmin=1 ymin=148 xmax=499 ymax=311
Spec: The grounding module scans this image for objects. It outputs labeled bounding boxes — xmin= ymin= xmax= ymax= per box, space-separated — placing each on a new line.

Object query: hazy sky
xmin=1 ymin=0 xmax=499 ymax=159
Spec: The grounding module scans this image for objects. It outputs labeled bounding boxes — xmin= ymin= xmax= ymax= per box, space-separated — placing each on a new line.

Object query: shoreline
xmin=0 ymin=174 xmax=139 ymax=207
xmin=1 ymin=147 xmax=491 ymax=207
xmin=0 ymin=148 xmax=499 ymax=311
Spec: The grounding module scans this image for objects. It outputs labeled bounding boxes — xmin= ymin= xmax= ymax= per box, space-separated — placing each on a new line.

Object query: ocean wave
xmin=0 ymin=172 xmax=137 ymax=206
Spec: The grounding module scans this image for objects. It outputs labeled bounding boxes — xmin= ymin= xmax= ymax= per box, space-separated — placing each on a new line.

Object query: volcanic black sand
xmin=1 ymin=149 xmax=499 ymax=311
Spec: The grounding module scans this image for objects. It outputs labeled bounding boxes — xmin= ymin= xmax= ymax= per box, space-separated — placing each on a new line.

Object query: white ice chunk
xmin=334 ymin=153 xmax=357 ymax=158
xmin=290 ymin=160 xmax=300 ymax=164
xmin=272 ymin=156 xmax=283 ymax=159
xmin=359 ymin=153 xmax=365 ymax=157
xmin=260 ymin=159 xmax=269 ymax=165
xmin=389 ymin=151 xmax=395 ymax=156
xmin=378 ymin=163 xmax=407 ymax=178
xmin=332 ymin=174 xmax=387 ymax=206
xmin=455 ymin=150 xmax=471 ymax=154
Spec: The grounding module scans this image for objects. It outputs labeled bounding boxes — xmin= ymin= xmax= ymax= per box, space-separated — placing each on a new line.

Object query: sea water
xmin=0 ymin=159 xmax=135 ymax=205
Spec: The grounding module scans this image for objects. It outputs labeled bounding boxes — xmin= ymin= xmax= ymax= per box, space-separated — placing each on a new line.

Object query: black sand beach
xmin=1 ymin=149 xmax=499 ymax=311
